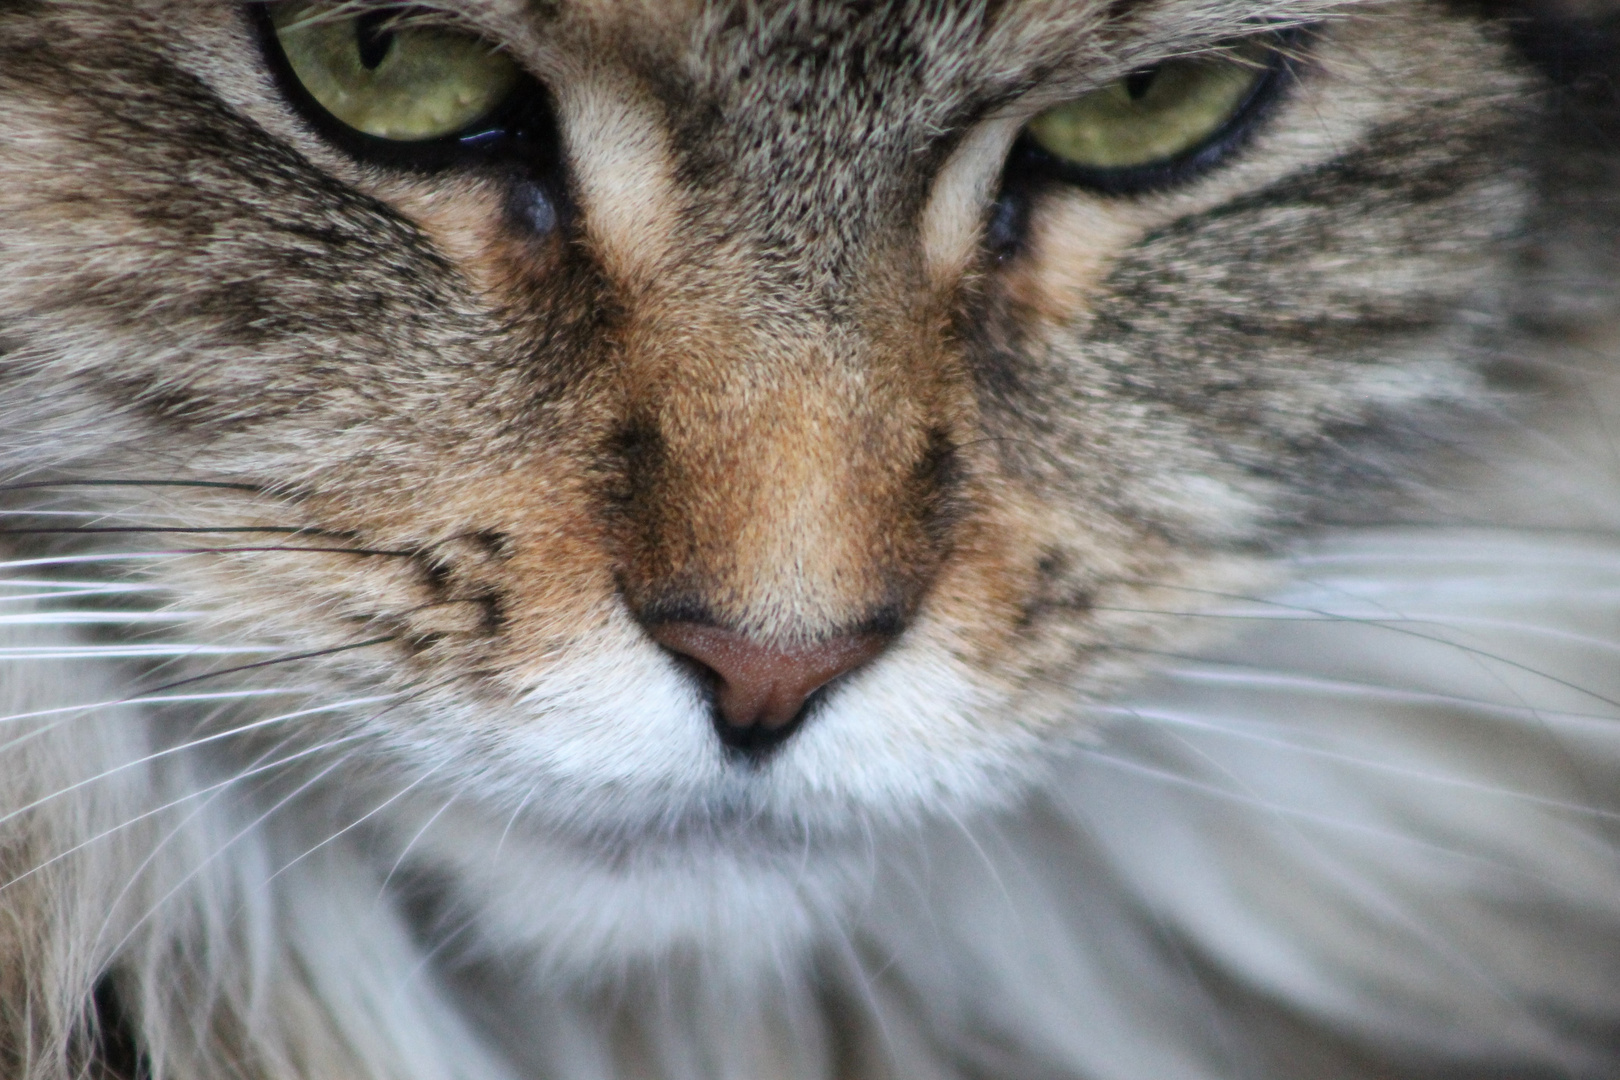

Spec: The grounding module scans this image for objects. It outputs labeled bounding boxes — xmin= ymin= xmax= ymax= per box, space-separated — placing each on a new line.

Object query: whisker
xmin=1283 ymin=582 xmax=1620 ymax=603
xmin=92 ymin=745 xmax=369 ymax=963
xmin=0 ymin=479 xmax=266 ymax=494
xmin=127 ymin=545 xmax=415 ymax=557
xmin=934 ymin=799 xmax=1019 ymax=917
xmin=0 ymin=553 xmax=195 ymax=570
xmin=0 ymin=611 xmax=205 ymax=626
xmin=171 ymin=544 xmax=416 ymax=557
xmin=0 ymin=526 xmax=336 ymax=537
xmin=76 ymin=727 xmax=357 ymax=968
xmin=0 ymin=695 xmax=400 ymax=830
xmin=1151 ymin=725 xmax=1548 ymax=1012
xmin=0 ymin=689 xmax=310 ymax=766
xmin=0 ymin=734 xmax=368 ymax=894
xmin=0 ymin=588 xmax=170 ymax=605
xmin=0 ymin=548 xmax=414 ymax=571
xmin=376 ymin=792 xmax=458 ymax=904
xmin=0 ymin=511 xmax=151 ymax=519
xmin=1290 ymin=553 xmax=1620 ymax=574
xmin=38 ymin=677 xmax=453 ymax=925
xmin=1070 ymin=748 xmax=1562 ymax=881
xmin=0 ymin=644 xmax=281 ymax=660
xmin=490 ymin=784 xmax=540 ymax=863
xmin=135 ymin=636 xmax=399 ymax=697
xmin=1095 ymin=588 xmax=1620 ymax=713
xmin=102 ymin=679 xmax=463 ymax=953
xmin=1093 ymin=604 xmax=1372 ymax=621
xmin=0 ymin=687 xmax=306 ymax=728
xmin=391 ymin=907 xmax=485 ymax=997
xmin=1096 ymin=604 xmax=1620 ymax=654
xmin=1157 ymin=667 xmax=1620 ymax=730
xmin=1091 ymin=703 xmax=1620 ymax=821
xmin=0 ymin=580 xmax=164 ymax=591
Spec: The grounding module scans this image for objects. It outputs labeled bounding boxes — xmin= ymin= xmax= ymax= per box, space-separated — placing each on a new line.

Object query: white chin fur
xmin=374 ymin=621 xmax=1040 ymax=837
xmin=370 ymin=639 xmax=1037 ymax=978
xmin=396 ymin=805 xmax=857 ymax=982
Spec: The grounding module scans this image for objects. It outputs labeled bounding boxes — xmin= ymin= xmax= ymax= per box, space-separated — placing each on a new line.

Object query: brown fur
xmin=0 ymin=0 xmax=1605 ymax=1077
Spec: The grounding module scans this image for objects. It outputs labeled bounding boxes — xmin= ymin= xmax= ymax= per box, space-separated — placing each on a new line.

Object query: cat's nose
xmin=649 ymin=622 xmax=891 ymax=749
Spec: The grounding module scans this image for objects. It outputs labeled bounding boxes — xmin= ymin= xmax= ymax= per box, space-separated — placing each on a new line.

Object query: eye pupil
xmin=1124 ymin=69 xmax=1158 ymax=102
xmin=356 ymin=12 xmax=395 ymax=71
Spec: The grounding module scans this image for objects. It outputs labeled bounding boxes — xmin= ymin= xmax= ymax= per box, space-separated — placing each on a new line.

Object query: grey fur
xmin=0 ymin=1 xmax=1617 ymax=1078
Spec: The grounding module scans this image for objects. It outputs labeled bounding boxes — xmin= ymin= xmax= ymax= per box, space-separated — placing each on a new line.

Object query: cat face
xmin=0 ymin=1 xmax=1529 ymax=839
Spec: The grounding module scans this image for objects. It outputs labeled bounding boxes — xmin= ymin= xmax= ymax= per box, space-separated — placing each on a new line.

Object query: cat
xmin=1 ymin=0 xmax=1618 ymax=1077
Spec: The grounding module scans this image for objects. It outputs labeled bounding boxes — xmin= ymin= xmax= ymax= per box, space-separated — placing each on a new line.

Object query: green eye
xmin=1025 ymin=39 xmax=1280 ymax=180
xmin=267 ymin=3 xmax=521 ymax=142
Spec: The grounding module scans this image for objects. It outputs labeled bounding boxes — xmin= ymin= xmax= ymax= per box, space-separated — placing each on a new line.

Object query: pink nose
xmin=650 ymin=622 xmax=890 ymax=732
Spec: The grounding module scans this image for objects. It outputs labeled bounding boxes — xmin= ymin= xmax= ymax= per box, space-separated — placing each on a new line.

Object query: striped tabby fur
xmin=0 ymin=0 xmax=1618 ymax=1077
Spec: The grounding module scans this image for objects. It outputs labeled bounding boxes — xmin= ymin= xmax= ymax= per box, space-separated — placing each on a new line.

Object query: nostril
xmin=649 ymin=622 xmax=891 ymax=743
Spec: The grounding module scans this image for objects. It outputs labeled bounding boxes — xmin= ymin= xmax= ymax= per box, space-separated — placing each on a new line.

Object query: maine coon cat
xmin=1 ymin=0 xmax=1618 ymax=1076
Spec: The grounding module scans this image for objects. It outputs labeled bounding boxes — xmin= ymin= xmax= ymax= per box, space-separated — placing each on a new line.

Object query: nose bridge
xmin=617 ymin=276 xmax=953 ymax=639
xmin=594 ymin=37 xmax=965 ymax=641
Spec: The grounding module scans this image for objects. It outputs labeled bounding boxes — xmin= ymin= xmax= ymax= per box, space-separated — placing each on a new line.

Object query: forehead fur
xmin=487 ymin=0 xmax=1361 ymax=290
xmin=439 ymin=0 xmax=1368 ymax=151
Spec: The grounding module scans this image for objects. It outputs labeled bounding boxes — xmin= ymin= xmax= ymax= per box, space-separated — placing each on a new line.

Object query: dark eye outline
xmin=1004 ymin=27 xmax=1309 ymax=199
xmin=251 ymin=2 xmax=561 ymax=175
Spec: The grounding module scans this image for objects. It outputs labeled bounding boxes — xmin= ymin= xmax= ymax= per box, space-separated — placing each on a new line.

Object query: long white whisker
xmin=1071 ymin=748 xmax=1558 ymax=882
xmin=374 ymin=792 xmax=458 ymax=907
xmin=0 ymin=510 xmax=143 ymax=518
xmin=0 ymin=547 xmax=394 ymax=572
xmin=0 ymin=687 xmax=308 ymax=732
xmin=0 ymin=734 xmax=368 ymax=894
xmin=92 ymin=745 xmax=368 ymax=965
xmin=0 ymin=694 xmax=399 ymax=829
xmin=0 ymin=611 xmax=205 ymax=626
xmin=0 ymin=644 xmax=281 ymax=659
xmin=264 ymin=761 xmax=450 ymax=885
xmin=490 ymin=783 xmax=540 ymax=864
xmin=933 ymin=799 xmax=1018 ymax=917
xmin=1095 ymin=704 xmax=1620 ymax=820
xmin=0 ymin=579 xmax=164 ymax=590
xmin=78 ymin=728 xmax=354 ymax=964
xmin=1289 ymin=548 xmax=1620 ymax=570
xmin=1154 ymin=726 xmax=1548 ymax=1016
xmin=1109 ymin=607 xmax=1620 ymax=713
xmin=0 ymin=554 xmax=191 ymax=570
xmin=1156 ymin=667 xmax=1620 ymax=726
xmin=0 ymin=687 xmax=312 ymax=766
xmin=0 ymin=591 xmax=167 ymax=607
xmin=1096 ymin=607 xmax=1620 ymax=657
